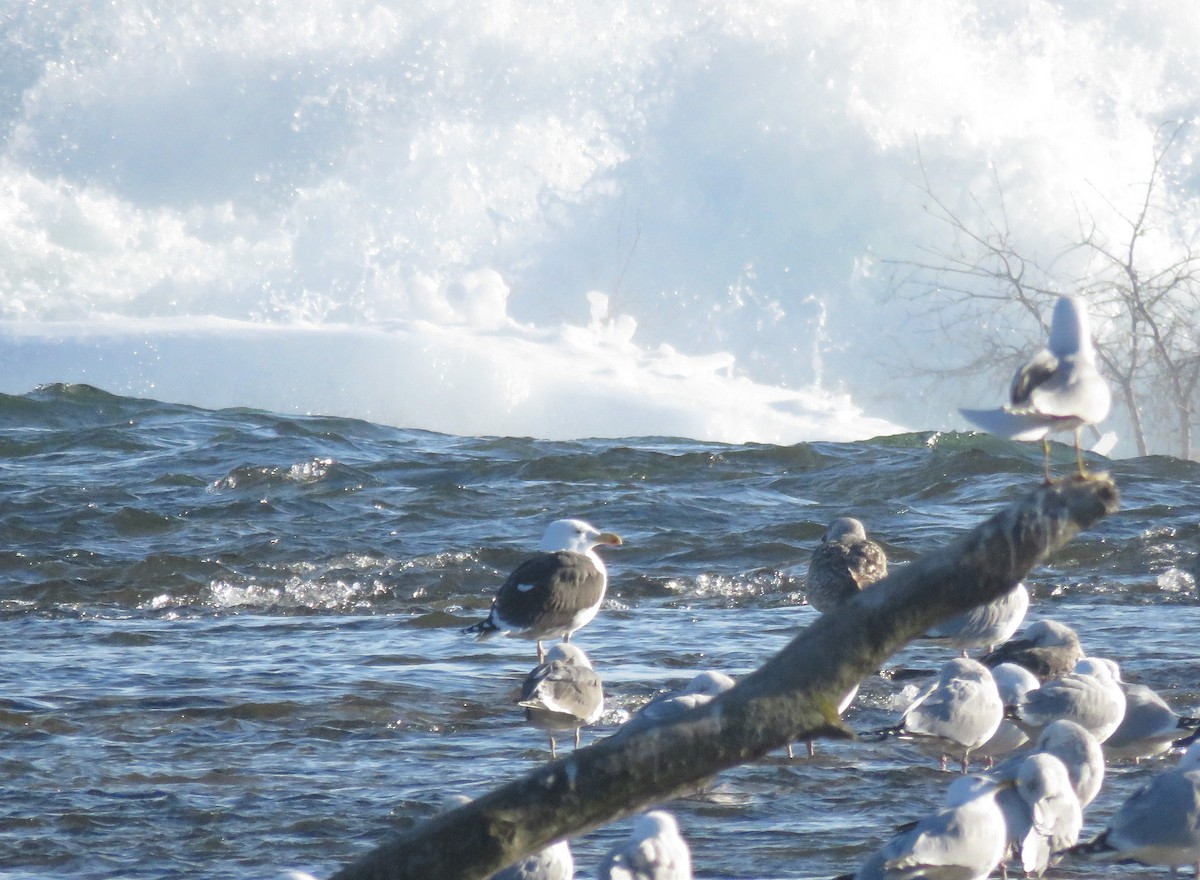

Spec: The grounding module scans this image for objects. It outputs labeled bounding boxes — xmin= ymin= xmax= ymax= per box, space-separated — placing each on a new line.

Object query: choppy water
xmin=1 ymin=384 xmax=1198 ymax=880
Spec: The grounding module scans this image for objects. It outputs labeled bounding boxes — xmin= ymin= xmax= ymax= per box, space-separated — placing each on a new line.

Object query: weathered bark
xmin=330 ymin=474 xmax=1119 ymax=880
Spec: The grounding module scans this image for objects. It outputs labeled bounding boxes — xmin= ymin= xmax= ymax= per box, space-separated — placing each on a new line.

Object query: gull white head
xmin=944 ymin=773 xmax=1009 ymax=807
xmin=992 ymin=662 xmax=1040 ymax=705
xmin=1074 ymin=656 xmax=1120 ymax=681
xmin=937 ymin=656 xmax=993 ymax=685
xmin=632 ymin=810 xmax=681 ymax=840
xmin=683 ymin=671 xmax=736 ymax=697
xmin=539 ymin=518 xmax=623 ymax=554
xmin=824 ymin=517 xmax=867 ymax=542
xmin=543 ymin=642 xmax=594 ymax=669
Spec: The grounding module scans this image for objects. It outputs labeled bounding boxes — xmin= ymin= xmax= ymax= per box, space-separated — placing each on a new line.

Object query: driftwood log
xmin=331 ymin=473 xmax=1119 ymax=880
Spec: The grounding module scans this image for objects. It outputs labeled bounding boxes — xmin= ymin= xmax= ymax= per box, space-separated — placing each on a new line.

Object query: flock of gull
xmin=443 ymin=297 xmax=1199 ymax=880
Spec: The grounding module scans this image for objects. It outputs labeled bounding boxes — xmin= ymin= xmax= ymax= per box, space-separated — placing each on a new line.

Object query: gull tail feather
xmin=1174 ymin=727 xmax=1200 ymax=749
xmin=461 ymin=617 xmax=500 ymax=639
xmin=1063 ymin=830 xmax=1115 ymax=862
xmin=864 ymin=723 xmax=907 ymax=743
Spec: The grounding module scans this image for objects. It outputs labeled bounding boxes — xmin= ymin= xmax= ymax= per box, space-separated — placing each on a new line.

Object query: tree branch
xmin=329 ymin=475 xmax=1120 ymax=880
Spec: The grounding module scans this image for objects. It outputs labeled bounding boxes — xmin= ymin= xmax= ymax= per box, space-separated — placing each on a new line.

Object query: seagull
xmin=599 ymin=811 xmax=692 ymax=880
xmin=973 ymin=662 xmax=1040 ymax=764
xmin=463 ymin=519 xmax=622 ymax=661
xmin=878 ymin=657 xmax=1003 ymax=773
xmin=849 ymin=775 xmax=1014 ymax=880
xmin=981 ymin=619 xmax=1084 ymax=680
xmin=518 ymin=643 xmax=604 ymax=757
xmin=990 ymin=718 xmax=1107 ymax=811
xmin=442 ymin=794 xmax=573 ymax=880
xmin=805 ymin=517 xmax=888 ymax=613
xmin=995 ymin=753 xmax=1082 ymax=878
xmin=1069 ymin=741 xmax=1200 ymax=877
xmin=617 ymin=671 xmax=735 ymax=738
xmin=1011 ymin=658 xmax=1127 ymax=744
xmin=1103 ymin=678 xmax=1200 ymax=762
xmin=1030 ymin=719 xmax=1106 ymax=809
xmin=926 ymin=582 xmax=1030 ymax=657
xmin=960 ymin=295 xmax=1111 ymax=481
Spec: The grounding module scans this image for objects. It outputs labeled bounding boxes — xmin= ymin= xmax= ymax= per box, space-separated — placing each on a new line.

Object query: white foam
xmin=0 ymin=316 xmax=902 ymax=443
xmin=2 ymin=2 xmax=1196 ymax=447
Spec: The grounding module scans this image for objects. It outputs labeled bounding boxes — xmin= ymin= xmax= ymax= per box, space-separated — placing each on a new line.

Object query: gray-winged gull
xmin=518 ymin=642 xmax=604 ymax=757
xmin=617 ymin=671 xmax=735 ymax=738
xmin=1070 ymin=741 xmax=1200 ymax=876
xmin=463 ymin=519 xmax=622 ymax=661
xmin=982 ymin=619 xmax=1084 ymax=680
xmin=960 ymin=295 xmax=1111 ymax=480
xmin=926 ymin=582 xmax=1030 ymax=656
xmin=1012 ymin=657 xmax=1126 ymax=743
xmin=599 ymin=810 xmax=692 ymax=880
xmin=974 ymin=662 xmax=1041 ymax=764
xmin=880 ymin=657 xmax=1003 ymax=773
xmin=1027 ymin=719 xmax=1106 ymax=809
xmin=1102 ymin=670 xmax=1200 ymax=762
xmin=995 ymin=752 xmax=1082 ymax=877
xmin=805 ymin=517 xmax=888 ymax=613
xmin=849 ymin=775 xmax=1014 ymax=880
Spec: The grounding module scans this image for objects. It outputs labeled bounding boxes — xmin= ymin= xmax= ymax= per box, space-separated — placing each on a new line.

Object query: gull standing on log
xmin=960 ymin=295 xmax=1111 ymax=481
xmin=805 ymin=517 xmax=888 ymax=613
xmin=463 ymin=519 xmax=622 ymax=661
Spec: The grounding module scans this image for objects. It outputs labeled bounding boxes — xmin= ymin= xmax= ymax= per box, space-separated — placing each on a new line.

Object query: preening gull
xmin=463 ymin=519 xmax=622 ymax=661
xmin=442 ymin=794 xmax=573 ymax=880
xmin=880 ymin=657 xmax=1003 ymax=773
xmin=995 ymin=752 xmax=1082 ymax=877
xmin=926 ymin=582 xmax=1030 ymax=656
xmin=1030 ymin=720 xmax=1106 ymax=809
xmin=616 ymin=671 xmax=735 ymax=738
xmin=960 ymin=295 xmax=1111 ymax=480
xmin=1012 ymin=657 xmax=1126 ymax=744
xmin=805 ymin=517 xmax=888 ymax=613
xmin=599 ymin=810 xmax=692 ymax=880
xmin=1070 ymin=741 xmax=1200 ymax=876
xmin=518 ymin=643 xmax=604 ymax=757
xmin=982 ymin=619 xmax=1084 ymax=680
xmin=849 ymin=775 xmax=1013 ymax=880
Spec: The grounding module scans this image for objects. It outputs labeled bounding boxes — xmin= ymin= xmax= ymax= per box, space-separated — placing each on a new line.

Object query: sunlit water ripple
xmin=1 ymin=384 xmax=1198 ymax=879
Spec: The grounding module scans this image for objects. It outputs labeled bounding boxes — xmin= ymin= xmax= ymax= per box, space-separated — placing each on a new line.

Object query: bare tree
xmin=891 ymin=123 xmax=1200 ymax=459
xmin=329 ymin=475 xmax=1118 ymax=880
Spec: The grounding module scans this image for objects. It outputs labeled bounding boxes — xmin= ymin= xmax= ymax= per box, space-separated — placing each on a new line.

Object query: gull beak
xmin=597 ymin=532 xmax=623 ymax=547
